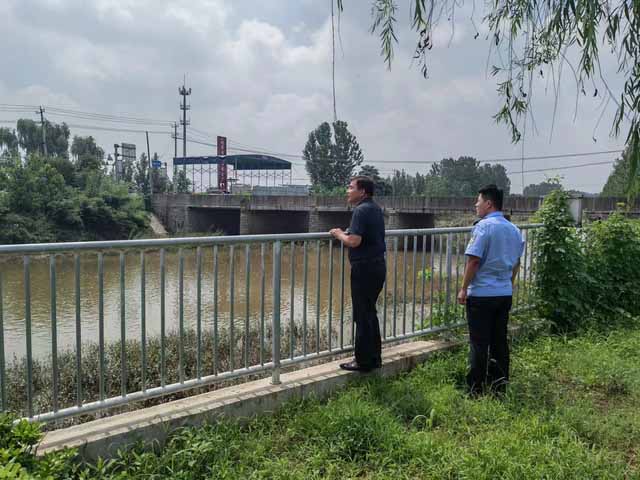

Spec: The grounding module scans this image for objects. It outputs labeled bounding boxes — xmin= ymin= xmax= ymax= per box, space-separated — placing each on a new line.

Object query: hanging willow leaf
xmin=337 ymin=0 xmax=640 ymax=201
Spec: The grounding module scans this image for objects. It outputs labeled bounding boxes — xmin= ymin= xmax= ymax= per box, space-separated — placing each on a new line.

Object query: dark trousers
xmin=465 ymin=295 xmax=512 ymax=394
xmin=350 ymin=258 xmax=386 ymax=368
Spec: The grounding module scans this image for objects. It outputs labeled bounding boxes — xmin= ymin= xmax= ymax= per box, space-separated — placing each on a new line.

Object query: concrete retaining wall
xmin=38 ymin=339 xmax=460 ymax=462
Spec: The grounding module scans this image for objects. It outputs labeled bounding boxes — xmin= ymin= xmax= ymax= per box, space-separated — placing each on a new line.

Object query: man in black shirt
xmin=330 ymin=176 xmax=386 ymax=372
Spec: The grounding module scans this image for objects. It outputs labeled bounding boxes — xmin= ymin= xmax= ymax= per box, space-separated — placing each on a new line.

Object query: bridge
xmin=152 ymin=194 xmax=545 ymax=235
xmin=152 ymin=193 xmax=637 ymax=236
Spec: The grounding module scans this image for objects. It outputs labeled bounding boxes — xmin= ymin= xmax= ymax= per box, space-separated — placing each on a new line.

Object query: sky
xmin=0 ymin=0 xmax=631 ymax=193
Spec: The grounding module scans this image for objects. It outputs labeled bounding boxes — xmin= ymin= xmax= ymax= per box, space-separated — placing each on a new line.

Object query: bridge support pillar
xmin=308 ymin=209 xmax=352 ymax=233
xmin=386 ymin=211 xmax=435 ymax=250
xmin=240 ymin=209 xmax=309 ymax=235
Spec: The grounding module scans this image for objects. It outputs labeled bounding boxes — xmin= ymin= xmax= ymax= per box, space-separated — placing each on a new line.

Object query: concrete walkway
xmin=38 ymin=338 xmax=460 ymax=461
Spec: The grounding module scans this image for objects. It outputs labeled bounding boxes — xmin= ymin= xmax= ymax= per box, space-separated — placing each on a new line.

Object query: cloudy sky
xmin=0 ymin=0 xmax=630 ymax=193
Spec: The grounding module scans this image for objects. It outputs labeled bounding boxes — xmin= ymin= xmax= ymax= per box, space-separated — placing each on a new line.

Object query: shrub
xmin=583 ymin=210 xmax=640 ymax=320
xmin=531 ymin=190 xmax=590 ymax=332
xmin=532 ymin=190 xmax=640 ymax=331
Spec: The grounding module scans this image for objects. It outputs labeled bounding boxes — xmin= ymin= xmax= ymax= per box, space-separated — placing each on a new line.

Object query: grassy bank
xmin=7 ymin=319 xmax=639 ymax=479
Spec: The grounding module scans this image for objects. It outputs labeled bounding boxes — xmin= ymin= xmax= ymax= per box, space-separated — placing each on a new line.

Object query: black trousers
xmin=465 ymin=295 xmax=512 ymax=394
xmin=350 ymin=258 xmax=386 ymax=368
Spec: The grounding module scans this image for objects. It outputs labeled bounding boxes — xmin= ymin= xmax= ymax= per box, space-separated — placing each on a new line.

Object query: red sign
xmin=217 ymin=162 xmax=228 ymax=192
xmin=217 ymin=135 xmax=227 ymax=156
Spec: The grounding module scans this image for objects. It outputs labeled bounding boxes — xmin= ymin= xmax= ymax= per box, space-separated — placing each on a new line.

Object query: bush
xmin=531 ymin=190 xmax=589 ymax=331
xmin=584 ymin=210 xmax=640 ymax=319
xmin=533 ymin=191 xmax=640 ymax=331
xmin=0 ymin=154 xmax=149 ymax=244
xmin=0 ymin=413 xmax=78 ymax=479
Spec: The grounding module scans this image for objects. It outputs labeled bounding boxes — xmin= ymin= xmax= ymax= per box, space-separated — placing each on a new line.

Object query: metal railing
xmin=0 ymin=225 xmax=541 ymax=423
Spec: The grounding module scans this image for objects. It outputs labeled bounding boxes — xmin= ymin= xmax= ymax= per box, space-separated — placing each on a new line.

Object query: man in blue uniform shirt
xmin=457 ymin=185 xmax=524 ymax=395
xmin=330 ymin=176 xmax=386 ymax=372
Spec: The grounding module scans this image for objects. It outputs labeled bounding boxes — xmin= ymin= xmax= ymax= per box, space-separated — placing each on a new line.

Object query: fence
xmin=0 ymin=225 xmax=541 ymax=424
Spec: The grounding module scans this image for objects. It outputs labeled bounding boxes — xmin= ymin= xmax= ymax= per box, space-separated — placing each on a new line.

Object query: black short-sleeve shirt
xmin=347 ymin=197 xmax=386 ymax=262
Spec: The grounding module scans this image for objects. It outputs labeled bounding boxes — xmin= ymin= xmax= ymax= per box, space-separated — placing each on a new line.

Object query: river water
xmin=0 ymin=242 xmax=469 ymax=360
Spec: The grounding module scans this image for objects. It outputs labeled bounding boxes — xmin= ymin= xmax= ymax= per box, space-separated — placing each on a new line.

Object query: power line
xmin=0 ymin=103 xmax=174 ymax=126
xmin=226 ymin=143 xmax=623 ymax=166
xmin=509 ymin=160 xmax=615 ymax=175
xmin=65 ymin=124 xmax=170 ymax=134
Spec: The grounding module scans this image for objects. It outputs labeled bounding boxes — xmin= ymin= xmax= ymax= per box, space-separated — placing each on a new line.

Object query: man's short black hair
xmin=351 ymin=176 xmax=375 ymax=196
xmin=478 ymin=184 xmax=504 ymax=211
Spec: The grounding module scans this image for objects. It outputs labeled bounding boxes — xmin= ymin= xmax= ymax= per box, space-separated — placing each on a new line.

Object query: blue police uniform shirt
xmin=465 ymin=211 xmax=524 ymax=297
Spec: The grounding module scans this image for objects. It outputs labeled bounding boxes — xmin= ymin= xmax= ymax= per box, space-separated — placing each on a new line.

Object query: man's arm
xmin=457 ymin=256 xmax=481 ymax=305
xmin=329 ymin=228 xmax=362 ymax=248
xmin=511 ymin=260 xmax=520 ymax=285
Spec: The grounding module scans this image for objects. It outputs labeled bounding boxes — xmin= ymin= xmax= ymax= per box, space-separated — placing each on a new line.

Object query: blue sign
xmin=152 ymin=160 xmax=162 ymax=169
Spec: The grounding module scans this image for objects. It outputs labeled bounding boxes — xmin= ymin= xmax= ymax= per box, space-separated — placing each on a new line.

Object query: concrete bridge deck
xmin=152 ymin=193 xmax=638 ymax=236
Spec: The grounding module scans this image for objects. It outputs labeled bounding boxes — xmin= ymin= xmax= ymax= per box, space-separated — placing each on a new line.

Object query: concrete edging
xmin=37 ymin=338 xmax=461 ymax=461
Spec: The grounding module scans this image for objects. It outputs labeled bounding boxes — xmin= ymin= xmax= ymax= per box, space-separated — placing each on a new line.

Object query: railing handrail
xmin=0 ymin=224 xmax=544 ymax=255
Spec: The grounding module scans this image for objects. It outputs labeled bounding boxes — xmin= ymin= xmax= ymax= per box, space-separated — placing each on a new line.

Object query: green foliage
xmin=0 ymin=414 xmax=79 ymax=480
xmin=523 ymin=177 xmax=564 ymax=197
xmin=304 ymin=120 xmax=364 ymax=191
xmin=429 ymin=156 xmax=511 ymax=196
xmin=339 ymin=0 xmax=640 ymax=200
xmin=174 ymin=169 xmax=192 ymax=193
xmin=601 ymin=148 xmax=640 ymax=197
xmin=388 ymin=169 xmax=448 ymax=196
xmin=0 ymin=128 xmax=19 ymax=159
xmin=358 ymin=164 xmax=392 ymax=195
xmin=7 ymin=323 xmax=640 ymax=478
xmin=387 ymin=157 xmax=510 ymax=196
xmin=584 ymin=210 xmax=640 ymax=318
xmin=531 ymin=190 xmax=589 ymax=331
xmin=17 ymin=119 xmax=70 ymax=158
xmin=71 ymin=135 xmax=104 ymax=172
xmin=532 ymin=189 xmax=640 ymax=331
xmin=0 ymin=154 xmax=149 ymax=244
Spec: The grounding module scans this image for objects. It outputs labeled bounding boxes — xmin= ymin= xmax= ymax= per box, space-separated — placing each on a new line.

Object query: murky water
xmin=0 ymin=240 xmax=475 ymax=360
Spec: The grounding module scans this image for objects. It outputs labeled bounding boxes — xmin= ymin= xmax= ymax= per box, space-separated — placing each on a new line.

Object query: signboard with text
xmin=217 ymin=136 xmax=227 ymax=157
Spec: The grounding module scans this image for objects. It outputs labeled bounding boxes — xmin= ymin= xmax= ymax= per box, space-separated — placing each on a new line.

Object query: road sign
xmin=217 ymin=136 xmax=227 ymax=156
xmin=152 ymin=160 xmax=162 ymax=169
xmin=121 ymin=143 xmax=136 ymax=162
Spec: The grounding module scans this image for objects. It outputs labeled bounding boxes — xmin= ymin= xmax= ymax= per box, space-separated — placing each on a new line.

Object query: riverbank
xmin=6 ymin=318 xmax=640 ymax=478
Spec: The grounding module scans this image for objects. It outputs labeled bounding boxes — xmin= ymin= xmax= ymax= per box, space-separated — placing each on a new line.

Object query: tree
xmin=174 ymin=169 xmax=192 ymax=193
xmin=524 ymin=178 xmax=564 ymax=197
xmin=16 ymin=119 xmax=70 ymax=158
xmin=358 ymin=164 xmax=392 ymax=195
xmin=304 ymin=120 xmax=364 ymax=191
xmin=71 ymin=135 xmax=104 ymax=172
xmin=0 ymin=153 xmax=149 ymax=243
xmin=478 ymin=164 xmax=511 ymax=195
xmin=0 ymin=128 xmax=18 ymax=159
xmin=601 ymin=149 xmax=640 ymax=197
xmin=150 ymin=154 xmax=172 ymax=193
xmin=428 ymin=157 xmax=511 ymax=196
xmin=339 ymin=0 xmax=640 ymax=199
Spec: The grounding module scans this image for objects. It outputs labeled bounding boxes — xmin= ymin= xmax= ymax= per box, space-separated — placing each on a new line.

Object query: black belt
xmin=349 ymin=255 xmax=385 ymax=265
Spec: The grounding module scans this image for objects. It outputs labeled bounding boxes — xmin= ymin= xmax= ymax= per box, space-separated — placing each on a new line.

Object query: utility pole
xmin=179 ymin=80 xmax=191 ymax=171
xmin=37 ymin=106 xmax=47 ymax=156
xmin=173 ymin=122 xmax=178 ymax=160
xmin=113 ymin=144 xmax=121 ymax=181
xmin=146 ymin=131 xmax=153 ymax=198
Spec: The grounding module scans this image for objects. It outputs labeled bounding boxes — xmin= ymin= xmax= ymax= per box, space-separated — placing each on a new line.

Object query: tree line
xmin=303 ymin=121 xmax=636 ymax=198
xmin=0 ymin=119 xmax=188 ymax=244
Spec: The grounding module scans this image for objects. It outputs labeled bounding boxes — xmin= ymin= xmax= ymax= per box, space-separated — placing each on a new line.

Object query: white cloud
xmin=0 ymin=0 xmax=629 ymax=193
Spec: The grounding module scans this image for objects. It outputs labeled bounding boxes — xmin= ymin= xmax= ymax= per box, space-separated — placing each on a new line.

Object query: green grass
xmin=9 ymin=321 xmax=640 ymax=479
xmin=54 ymin=321 xmax=640 ymax=478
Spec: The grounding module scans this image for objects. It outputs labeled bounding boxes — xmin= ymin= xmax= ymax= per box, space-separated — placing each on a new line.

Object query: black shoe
xmin=339 ymin=360 xmax=379 ymax=372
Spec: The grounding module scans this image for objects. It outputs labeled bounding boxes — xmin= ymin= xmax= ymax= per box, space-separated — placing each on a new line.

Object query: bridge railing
xmin=0 ymin=225 xmax=541 ymax=424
